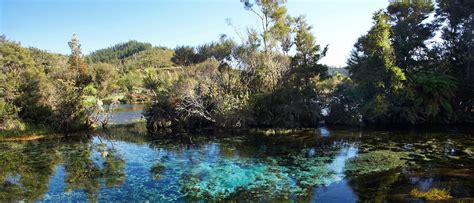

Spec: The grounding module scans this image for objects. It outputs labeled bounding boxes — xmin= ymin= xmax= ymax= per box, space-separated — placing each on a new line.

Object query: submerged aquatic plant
xmin=179 ymin=159 xmax=294 ymax=200
xmin=178 ymin=151 xmax=339 ymax=200
xmin=284 ymin=154 xmax=336 ymax=188
xmin=344 ymin=150 xmax=407 ymax=176
xmin=410 ymin=188 xmax=452 ymax=200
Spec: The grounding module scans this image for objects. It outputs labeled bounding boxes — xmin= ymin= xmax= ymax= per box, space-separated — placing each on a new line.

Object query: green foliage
xmin=171 ymin=46 xmax=203 ymax=66
xmin=338 ymin=1 xmax=473 ymax=125
xmin=3 ymin=0 xmax=474 ymax=133
xmin=0 ymin=100 xmax=25 ymax=130
xmin=145 ymin=59 xmax=252 ymax=133
xmin=436 ymin=0 xmax=474 ymax=119
xmin=87 ymin=40 xmax=152 ymax=63
xmin=16 ymin=67 xmax=55 ymax=125
xmin=117 ymin=69 xmax=142 ymax=93
xmin=68 ymin=34 xmax=92 ymax=88
xmin=247 ymin=15 xmax=332 ymax=128
xmin=242 ymin=0 xmax=290 ymax=52
xmin=28 ymin=47 xmax=68 ymax=75
xmin=196 ymin=35 xmax=236 ymax=68
xmin=347 ymin=11 xmax=407 ymax=123
xmin=349 ymin=11 xmax=406 ymax=95
xmin=0 ymin=38 xmax=35 ymax=130
xmin=50 ymin=35 xmax=100 ymax=133
xmin=123 ymin=47 xmax=175 ymax=69
xmin=54 ymin=79 xmax=88 ymax=132
xmin=345 ymin=150 xmax=407 ymax=176
xmin=411 ymin=72 xmax=456 ymax=120
xmin=292 ymin=16 xmax=328 ymax=80
xmin=90 ymin=62 xmax=119 ymax=97
xmin=387 ymin=0 xmax=435 ymax=71
xmin=0 ymin=35 xmax=115 ymax=133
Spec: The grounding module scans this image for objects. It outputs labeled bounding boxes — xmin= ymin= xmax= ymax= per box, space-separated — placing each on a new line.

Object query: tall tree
xmin=68 ymin=34 xmax=91 ymax=88
xmin=55 ymin=34 xmax=93 ymax=133
xmin=291 ymin=16 xmax=328 ymax=89
xmin=436 ymin=0 xmax=474 ymax=117
xmin=348 ymin=11 xmax=406 ymax=122
xmin=387 ymin=0 xmax=435 ymax=73
xmin=241 ymin=0 xmax=290 ymax=53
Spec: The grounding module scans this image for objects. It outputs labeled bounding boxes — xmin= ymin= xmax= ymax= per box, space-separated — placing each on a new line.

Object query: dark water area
xmin=1 ymin=122 xmax=473 ymax=202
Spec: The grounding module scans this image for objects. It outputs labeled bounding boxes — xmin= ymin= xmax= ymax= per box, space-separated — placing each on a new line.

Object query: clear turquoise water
xmin=1 ymin=123 xmax=473 ymax=202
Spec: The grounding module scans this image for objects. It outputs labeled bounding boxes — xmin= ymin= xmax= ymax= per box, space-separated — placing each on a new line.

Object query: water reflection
xmin=0 ymin=125 xmax=473 ymax=201
xmin=0 ymin=141 xmax=62 ymax=202
xmin=318 ymin=126 xmax=331 ymax=137
xmin=108 ymin=104 xmax=145 ymax=125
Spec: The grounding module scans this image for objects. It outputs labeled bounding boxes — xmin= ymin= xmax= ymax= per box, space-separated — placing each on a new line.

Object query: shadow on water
xmin=1 ymin=119 xmax=474 ymax=202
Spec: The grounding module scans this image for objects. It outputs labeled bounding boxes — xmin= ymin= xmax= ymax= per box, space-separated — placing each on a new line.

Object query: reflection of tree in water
xmin=62 ymin=134 xmax=126 ymax=201
xmin=102 ymin=148 xmax=125 ymax=187
xmin=96 ymin=134 xmax=126 ymax=189
xmin=63 ymin=142 xmax=102 ymax=201
xmin=348 ymin=170 xmax=401 ymax=202
xmin=0 ymin=141 xmax=62 ymax=202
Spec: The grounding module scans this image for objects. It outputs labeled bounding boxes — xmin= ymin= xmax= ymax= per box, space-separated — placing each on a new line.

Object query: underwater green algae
xmin=145 ymin=148 xmax=343 ymax=201
xmin=344 ymin=150 xmax=407 ymax=176
xmin=179 ymin=159 xmax=288 ymax=200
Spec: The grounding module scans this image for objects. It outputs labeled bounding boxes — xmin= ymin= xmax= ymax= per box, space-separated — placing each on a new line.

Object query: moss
xmin=410 ymin=188 xmax=452 ymax=200
xmin=345 ymin=150 xmax=407 ymax=176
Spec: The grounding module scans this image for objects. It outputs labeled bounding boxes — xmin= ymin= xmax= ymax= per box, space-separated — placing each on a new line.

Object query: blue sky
xmin=1 ymin=0 xmax=388 ymax=67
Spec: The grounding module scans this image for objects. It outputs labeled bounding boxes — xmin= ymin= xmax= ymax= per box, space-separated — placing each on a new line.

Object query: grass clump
xmin=410 ymin=188 xmax=452 ymax=200
xmin=345 ymin=150 xmax=407 ymax=176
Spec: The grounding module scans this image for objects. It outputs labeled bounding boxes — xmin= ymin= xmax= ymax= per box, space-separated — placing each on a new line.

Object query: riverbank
xmin=3 ymin=121 xmax=474 ymax=141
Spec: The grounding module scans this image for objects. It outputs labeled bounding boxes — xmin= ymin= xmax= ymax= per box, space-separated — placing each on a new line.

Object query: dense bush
xmin=0 ymin=35 xmax=110 ymax=133
xmin=1 ymin=0 xmax=473 ymax=134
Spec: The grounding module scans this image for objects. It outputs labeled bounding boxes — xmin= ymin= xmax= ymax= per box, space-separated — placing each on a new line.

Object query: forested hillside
xmin=1 ymin=0 xmax=472 ymax=134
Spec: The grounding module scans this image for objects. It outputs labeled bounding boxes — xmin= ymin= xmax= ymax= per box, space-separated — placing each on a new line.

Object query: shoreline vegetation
xmin=2 ymin=120 xmax=472 ymax=142
xmin=1 ymin=0 xmax=473 ymax=137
